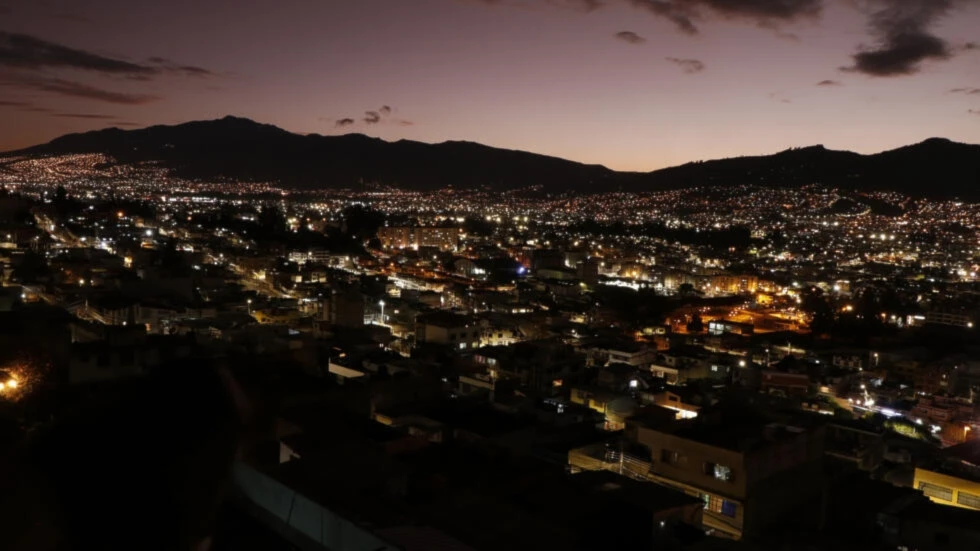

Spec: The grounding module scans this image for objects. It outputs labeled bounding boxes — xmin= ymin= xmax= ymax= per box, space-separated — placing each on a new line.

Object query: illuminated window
xmin=703 ymin=462 xmax=734 ymax=482
xmin=721 ymin=500 xmax=737 ymax=518
xmin=702 ymin=494 xmax=733 ymax=516
xmin=957 ymin=491 xmax=980 ymax=509
xmin=919 ymin=482 xmax=953 ymax=501
xmin=715 ymin=464 xmax=734 ymax=482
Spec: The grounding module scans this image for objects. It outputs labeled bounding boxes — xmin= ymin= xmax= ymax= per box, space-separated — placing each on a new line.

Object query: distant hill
xmin=4 ymin=116 xmax=980 ymax=199
xmin=647 ymin=139 xmax=980 ymax=199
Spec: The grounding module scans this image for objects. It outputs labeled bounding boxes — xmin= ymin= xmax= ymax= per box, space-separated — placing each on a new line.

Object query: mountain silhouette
xmin=4 ymin=116 xmax=979 ymax=199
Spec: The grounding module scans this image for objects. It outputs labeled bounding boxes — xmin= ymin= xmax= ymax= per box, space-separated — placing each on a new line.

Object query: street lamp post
xmin=379 ymin=299 xmax=385 ymax=325
xmin=247 ymin=298 xmax=252 ymax=314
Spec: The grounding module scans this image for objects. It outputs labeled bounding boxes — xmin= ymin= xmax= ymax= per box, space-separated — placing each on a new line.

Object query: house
xmin=629 ymin=406 xmax=826 ymax=539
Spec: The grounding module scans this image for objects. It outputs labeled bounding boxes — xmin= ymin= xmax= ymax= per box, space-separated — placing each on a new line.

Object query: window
xmin=919 ymin=482 xmax=953 ymax=501
xmin=704 ymin=462 xmax=734 ymax=482
xmin=714 ymin=464 xmax=734 ymax=482
xmin=957 ymin=491 xmax=980 ymax=509
xmin=661 ymin=449 xmax=683 ymax=465
xmin=721 ymin=500 xmax=737 ymax=518
xmin=702 ymin=494 xmax=722 ymax=513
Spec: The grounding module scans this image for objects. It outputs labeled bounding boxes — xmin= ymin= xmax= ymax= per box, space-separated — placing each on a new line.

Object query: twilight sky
xmin=1 ymin=0 xmax=978 ymax=171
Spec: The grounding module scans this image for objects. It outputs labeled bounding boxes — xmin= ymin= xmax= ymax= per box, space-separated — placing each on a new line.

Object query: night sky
xmin=1 ymin=0 xmax=978 ymax=170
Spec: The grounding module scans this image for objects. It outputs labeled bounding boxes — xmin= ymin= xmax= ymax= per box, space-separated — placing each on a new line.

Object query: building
xmin=914 ymin=440 xmax=980 ymax=511
xmin=707 ymin=319 xmax=754 ymax=337
xmin=377 ymin=226 xmax=460 ymax=251
xmin=925 ymin=311 xmax=975 ymax=329
xmin=321 ymin=290 xmax=364 ymax=329
xmin=415 ymin=311 xmax=481 ymax=350
xmin=629 ymin=407 xmax=825 ymax=539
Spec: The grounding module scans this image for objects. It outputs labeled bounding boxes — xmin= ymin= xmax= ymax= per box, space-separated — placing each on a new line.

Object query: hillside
xmin=5 ymin=117 xmax=980 ymax=199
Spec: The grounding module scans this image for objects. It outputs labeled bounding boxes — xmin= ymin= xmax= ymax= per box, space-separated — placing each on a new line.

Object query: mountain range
xmin=4 ymin=116 xmax=980 ymax=199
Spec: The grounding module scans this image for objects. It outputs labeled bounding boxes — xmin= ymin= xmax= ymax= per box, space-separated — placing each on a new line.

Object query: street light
xmin=379 ymin=300 xmax=385 ymax=324
xmin=247 ymin=298 xmax=252 ymax=314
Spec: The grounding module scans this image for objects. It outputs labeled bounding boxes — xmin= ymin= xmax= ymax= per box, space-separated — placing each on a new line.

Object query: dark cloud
xmin=629 ymin=1 xmax=698 ymax=34
xmin=816 ymin=79 xmax=841 ymax=86
xmin=53 ymin=113 xmax=116 ymax=119
xmin=666 ymin=57 xmax=705 ymax=73
xmin=950 ymin=87 xmax=980 ymax=95
xmin=614 ymin=31 xmax=646 ymax=44
xmin=147 ymin=57 xmax=217 ymax=78
xmin=334 ymin=106 xmax=406 ymax=127
xmin=2 ymin=75 xmax=160 ymax=104
xmin=628 ymin=0 xmax=819 ymax=35
xmin=0 ymin=99 xmax=29 ymax=107
xmin=843 ymin=0 xmax=962 ymax=76
xmin=970 ymin=109 xmax=980 ymax=115
xmin=966 ymin=42 xmax=978 ymax=50
xmin=0 ymin=31 xmax=156 ymax=75
xmin=112 ymin=122 xmax=143 ymax=127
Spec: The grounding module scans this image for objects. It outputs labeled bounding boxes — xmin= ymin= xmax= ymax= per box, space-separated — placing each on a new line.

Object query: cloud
xmin=53 ymin=113 xmax=117 ymax=119
xmin=629 ymin=1 xmax=698 ymax=34
xmin=614 ymin=31 xmax=646 ymax=44
xmin=0 ymin=31 xmax=156 ymax=75
xmin=666 ymin=57 xmax=705 ymax=73
xmin=0 ymin=99 xmax=29 ymax=107
xmin=970 ymin=109 xmax=980 ymax=115
xmin=112 ymin=122 xmax=143 ymax=127
xmin=333 ymin=106 xmax=409 ymax=127
xmin=842 ymin=0 xmax=964 ymax=76
xmin=2 ymin=75 xmax=160 ymax=104
xmin=816 ymin=79 xmax=842 ymax=86
xmin=628 ymin=0 xmax=820 ymax=36
xmin=950 ymin=87 xmax=980 ymax=95
xmin=147 ymin=57 xmax=217 ymax=78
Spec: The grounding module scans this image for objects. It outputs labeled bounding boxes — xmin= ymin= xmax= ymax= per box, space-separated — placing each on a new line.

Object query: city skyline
xmin=2 ymin=0 xmax=980 ymax=171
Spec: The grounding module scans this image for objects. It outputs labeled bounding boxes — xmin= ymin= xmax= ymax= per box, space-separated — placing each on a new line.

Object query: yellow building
xmin=914 ymin=441 xmax=980 ymax=510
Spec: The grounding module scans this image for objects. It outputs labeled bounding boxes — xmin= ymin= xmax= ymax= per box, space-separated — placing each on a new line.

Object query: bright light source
xmin=629 ymin=380 xmax=638 ymax=388
xmin=6 ymin=379 xmax=16 ymax=389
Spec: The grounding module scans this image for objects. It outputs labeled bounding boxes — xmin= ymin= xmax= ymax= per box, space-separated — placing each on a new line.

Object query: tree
xmin=258 ymin=206 xmax=287 ymax=236
xmin=342 ymin=205 xmax=385 ymax=240
xmin=801 ymin=287 xmax=834 ymax=334
xmin=687 ymin=314 xmax=704 ymax=333
xmin=10 ymin=249 xmax=50 ymax=284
